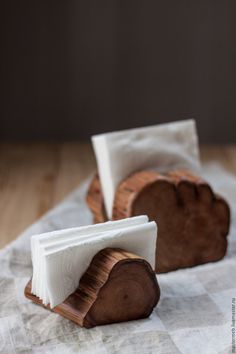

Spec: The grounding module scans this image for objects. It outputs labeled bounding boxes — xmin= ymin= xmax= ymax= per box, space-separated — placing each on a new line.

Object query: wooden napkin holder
xmin=86 ymin=170 xmax=230 ymax=273
xmin=25 ymin=248 xmax=160 ymax=328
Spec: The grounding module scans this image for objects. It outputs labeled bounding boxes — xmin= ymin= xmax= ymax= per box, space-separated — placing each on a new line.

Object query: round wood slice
xmin=25 ymin=248 xmax=160 ymax=328
xmin=86 ymin=170 xmax=230 ymax=273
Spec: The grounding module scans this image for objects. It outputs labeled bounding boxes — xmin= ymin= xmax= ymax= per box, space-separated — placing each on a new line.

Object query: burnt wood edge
xmin=86 ymin=170 xmax=230 ymax=227
xmin=25 ymin=247 xmax=160 ymax=328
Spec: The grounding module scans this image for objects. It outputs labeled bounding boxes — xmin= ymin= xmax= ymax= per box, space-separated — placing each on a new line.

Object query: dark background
xmin=1 ymin=1 xmax=236 ymax=142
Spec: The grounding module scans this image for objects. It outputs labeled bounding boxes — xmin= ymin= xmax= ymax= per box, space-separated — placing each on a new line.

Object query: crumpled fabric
xmin=0 ymin=163 xmax=235 ymax=354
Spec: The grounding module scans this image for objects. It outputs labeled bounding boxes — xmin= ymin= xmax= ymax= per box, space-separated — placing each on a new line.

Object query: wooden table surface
xmin=0 ymin=142 xmax=235 ymax=249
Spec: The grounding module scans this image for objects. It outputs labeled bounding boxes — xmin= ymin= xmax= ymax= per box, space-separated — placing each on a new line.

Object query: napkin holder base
xmin=86 ymin=170 xmax=230 ymax=274
xmin=25 ymin=247 xmax=160 ymax=328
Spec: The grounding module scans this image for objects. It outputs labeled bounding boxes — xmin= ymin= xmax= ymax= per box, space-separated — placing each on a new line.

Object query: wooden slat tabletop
xmin=0 ymin=143 xmax=235 ymax=248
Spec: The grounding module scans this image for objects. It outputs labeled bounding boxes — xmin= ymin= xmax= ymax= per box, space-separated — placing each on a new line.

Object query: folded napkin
xmin=92 ymin=119 xmax=200 ymax=218
xmin=31 ymin=215 xmax=148 ymax=299
xmin=31 ymin=216 xmax=157 ymax=308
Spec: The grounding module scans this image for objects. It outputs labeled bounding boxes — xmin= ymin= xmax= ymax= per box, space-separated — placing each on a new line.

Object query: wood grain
xmin=0 ymin=142 xmax=95 ymax=248
xmin=25 ymin=248 xmax=160 ymax=328
xmin=87 ymin=170 xmax=230 ymax=273
xmin=0 ymin=143 xmax=235 ymax=248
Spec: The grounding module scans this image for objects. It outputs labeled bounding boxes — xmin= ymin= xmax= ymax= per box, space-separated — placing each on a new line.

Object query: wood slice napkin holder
xmin=25 ymin=248 xmax=160 ymax=328
xmin=87 ymin=170 xmax=230 ymax=273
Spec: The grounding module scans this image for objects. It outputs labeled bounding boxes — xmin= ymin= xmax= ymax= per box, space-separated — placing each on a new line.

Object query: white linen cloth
xmin=92 ymin=119 xmax=200 ymax=218
xmin=0 ymin=162 xmax=235 ymax=354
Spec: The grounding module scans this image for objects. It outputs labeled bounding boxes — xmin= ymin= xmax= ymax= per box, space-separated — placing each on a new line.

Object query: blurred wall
xmin=1 ymin=1 xmax=236 ymax=142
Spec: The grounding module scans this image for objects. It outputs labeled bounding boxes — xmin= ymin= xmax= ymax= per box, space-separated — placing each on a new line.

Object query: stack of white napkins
xmin=31 ymin=215 xmax=157 ymax=308
xmin=92 ymin=119 xmax=200 ymax=219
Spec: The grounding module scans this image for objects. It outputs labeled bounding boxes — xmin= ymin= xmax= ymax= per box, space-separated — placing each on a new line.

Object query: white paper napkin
xmin=31 ymin=215 xmax=148 ymax=297
xmin=92 ymin=119 xmax=200 ymax=218
xmin=31 ymin=216 xmax=157 ymax=308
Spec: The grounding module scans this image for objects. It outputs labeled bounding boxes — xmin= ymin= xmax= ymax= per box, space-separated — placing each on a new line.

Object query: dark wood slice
xmin=25 ymin=248 xmax=160 ymax=328
xmin=87 ymin=174 xmax=108 ymax=223
xmin=86 ymin=170 xmax=230 ymax=273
